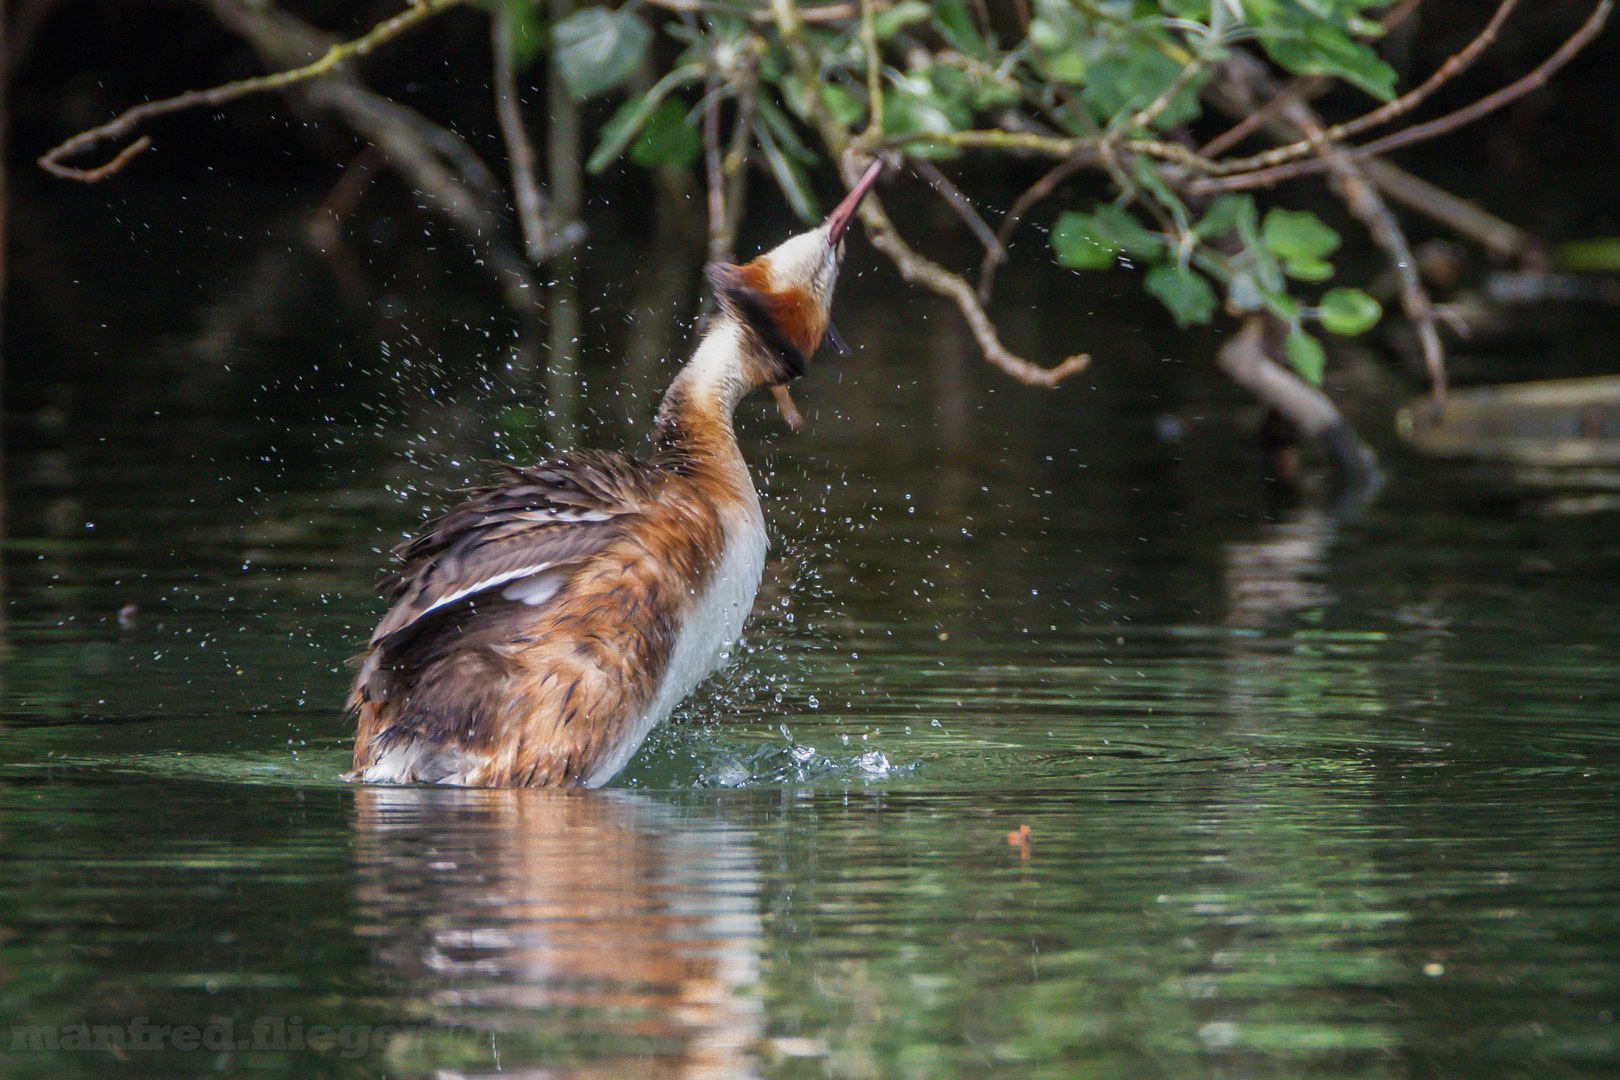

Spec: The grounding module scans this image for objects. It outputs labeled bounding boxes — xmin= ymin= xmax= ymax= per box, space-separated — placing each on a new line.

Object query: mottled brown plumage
xmin=348 ymin=160 xmax=885 ymax=788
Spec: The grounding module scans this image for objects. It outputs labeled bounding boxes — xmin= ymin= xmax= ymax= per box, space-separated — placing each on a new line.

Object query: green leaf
xmin=629 ymin=97 xmax=701 ymax=169
xmin=1032 ymin=36 xmax=1088 ymax=83
xmin=1260 ymin=287 xmax=1301 ymax=323
xmin=754 ymin=121 xmax=819 ymax=223
xmin=822 ymin=83 xmax=866 ymax=128
xmin=1197 ymin=194 xmax=1255 ymax=241
xmin=881 ymin=71 xmax=970 ymax=158
xmin=1097 ymin=204 xmax=1164 ymax=257
xmin=586 ymin=63 xmax=703 ymax=173
xmin=1051 ymin=204 xmax=1164 ymax=269
xmin=1262 ymin=208 xmax=1340 ymax=260
xmin=755 ymin=97 xmax=816 ymax=165
xmin=1027 ymin=0 xmax=1100 ymax=83
xmin=1284 ymin=256 xmax=1335 ymax=282
xmin=932 ymin=0 xmax=987 ymax=57
xmin=874 ymin=0 xmax=932 ymax=39
xmin=1051 ymin=211 xmax=1120 ymax=270
xmin=1286 ymin=328 xmax=1327 ymax=384
xmin=1262 ymin=208 xmax=1340 ymax=280
xmin=498 ymin=0 xmax=547 ymax=69
xmin=1084 ymin=49 xmax=1203 ymax=130
xmin=1318 ymin=287 xmax=1382 ymax=335
xmin=1145 ymin=265 xmax=1218 ymax=327
xmin=553 ymin=6 xmax=652 ymax=101
xmin=1262 ymin=20 xmax=1397 ymax=101
xmin=1131 ymin=157 xmax=1192 ymax=237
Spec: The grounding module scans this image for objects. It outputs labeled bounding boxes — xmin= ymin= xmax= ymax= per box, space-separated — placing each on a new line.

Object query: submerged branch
xmin=1218 ymin=315 xmax=1381 ymax=497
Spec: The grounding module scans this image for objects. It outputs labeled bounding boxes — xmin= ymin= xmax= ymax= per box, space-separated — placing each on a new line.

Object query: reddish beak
xmin=823 ymin=159 xmax=885 ymax=244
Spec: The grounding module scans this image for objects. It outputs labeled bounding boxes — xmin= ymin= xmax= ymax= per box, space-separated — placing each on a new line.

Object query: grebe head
xmin=707 ymin=159 xmax=885 ymax=393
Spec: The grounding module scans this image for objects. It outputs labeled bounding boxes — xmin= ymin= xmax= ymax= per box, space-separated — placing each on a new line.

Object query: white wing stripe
xmin=398 ymin=563 xmax=563 ymax=629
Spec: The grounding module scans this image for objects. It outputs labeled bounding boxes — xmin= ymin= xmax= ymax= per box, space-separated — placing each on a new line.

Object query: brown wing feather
xmin=369 ymin=451 xmax=659 ymax=646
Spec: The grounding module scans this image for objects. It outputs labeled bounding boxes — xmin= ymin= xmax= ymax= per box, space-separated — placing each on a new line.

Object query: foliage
xmin=45 ymin=0 xmax=1606 ymax=408
xmin=543 ymin=0 xmax=1423 ymax=384
xmin=551 ymin=5 xmax=653 ymax=100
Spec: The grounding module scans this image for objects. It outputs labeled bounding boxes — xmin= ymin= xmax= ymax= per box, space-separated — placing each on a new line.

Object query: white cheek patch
xmin=763 ymin=228 xmax=832 ymax=292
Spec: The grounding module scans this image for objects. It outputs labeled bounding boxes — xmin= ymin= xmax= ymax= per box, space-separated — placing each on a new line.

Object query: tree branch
xmin=769 ymin=0 xmax=1089 ymax=388
xmin=38 ymin=0 xmax=465 ymax=181
xmin=1212 ymin=0 xmax=1522 ymax=177
xmin=1193 ymin=0 xmax=1612 ymax=195
xmin=1218 ymin=314 xmax=1381 ymax=497
xmin=492 ymin=3 xmax=551 ymax=264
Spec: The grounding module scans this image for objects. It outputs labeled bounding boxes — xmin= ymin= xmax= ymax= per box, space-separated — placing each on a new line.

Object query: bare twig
xmin=492 ymin=3 xmax=551 ymax=263
xmin=204 ymin=0 xmax=575 ymax=314
xmin=769 ymin=0 xmax=1089 ymax=388
xmin=877 ymin=127 xmax=1215 ymax=175
xmin=859 ymin=0 xmax=883 ymax=138
xmin=863 ymin=187 xmax=1091 ymax=386
xmin=716 ymin=62 xmax=760 ymax=264
xmin=306 ymin=148 xmax=381 ymax=255
xmin=977 ymin=155 xmax=1090 ymax=302
xmin=1194 ymin=0 xmax=1612 ymax=194
xmin=911 ymin=159 xmax=1004 ymax=262
xmin=1203 ymin=50 xmax=1448 ymax=399
xmin=39 ymin=0 xmax=464 ymax=181
xmin=646 ymin=0 xmax=864 ymax=23
xmin=546 ymin=0 xmax=585 ymax=444
xmin=1114 ymin=49 xmax=1208 ymax=137
xmin=1291 ymin=102 xmax=1447 ymax=401
xmin=1380 ymin=0 xmax=1425 ymax=32
xmin=703 ymin=73 xmax=726 ymax=255
xmin=1362 ymin=159 xmax=1534 ymax=261
xmin=1213 ymin=0 xmax=1523 ymax=178
xmin=1199 ymin=44 xmax=1536 ymax=262
xmin=1199 ymin=79 xmax=1319 ymax=158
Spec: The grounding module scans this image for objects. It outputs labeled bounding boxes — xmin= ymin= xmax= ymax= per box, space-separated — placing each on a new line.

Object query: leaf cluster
xmin=507 ymin=0 xmax=1519 ymax=385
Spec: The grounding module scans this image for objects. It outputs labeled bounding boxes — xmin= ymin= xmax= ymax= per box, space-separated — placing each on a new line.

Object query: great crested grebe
xmin=348 ymin=160 xmax=885 ymax=788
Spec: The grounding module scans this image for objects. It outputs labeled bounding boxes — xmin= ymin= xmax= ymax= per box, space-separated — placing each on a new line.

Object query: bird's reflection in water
xmin=353 ymin=786 xmax=763 ymax=1079
xmin=1222 ymin=508 xmax=1336 ymax=630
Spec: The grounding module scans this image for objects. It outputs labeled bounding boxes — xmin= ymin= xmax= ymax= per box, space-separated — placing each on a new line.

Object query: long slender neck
xmin=652 ymin=316 xmax=755 ymax=475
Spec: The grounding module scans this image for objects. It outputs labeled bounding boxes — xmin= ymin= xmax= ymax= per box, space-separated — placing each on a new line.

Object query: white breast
xmin=582 ymin=495 xmax=769 ymax=787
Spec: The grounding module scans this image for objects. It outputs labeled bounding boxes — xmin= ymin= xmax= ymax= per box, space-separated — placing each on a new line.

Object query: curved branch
xmin=769 ymin=0 xmax=1089 ymax=388
xmin=493 ymin=2 xmax=551 ymax=263
xmin=861 ymin=189 xmax=1091 ymax=387
xmin=977 ymin=155 xmax=1088 ymax=302
xmin=1212 ymin=0 xmax=1523 ymax=177
xmin=1193 ymin=0 xmax=1612 ymax=195
xmin=877 ymin=128 xmax=1216 ymax=174
xmin=39 ymin=0 xmax=465 ymax=181
xmin=1218 ymin=314 xmax=1381 ymax=500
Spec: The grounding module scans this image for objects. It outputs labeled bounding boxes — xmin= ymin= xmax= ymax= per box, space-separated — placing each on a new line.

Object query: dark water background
xmin=3 ymin=174 xmax=1618 ymax=1078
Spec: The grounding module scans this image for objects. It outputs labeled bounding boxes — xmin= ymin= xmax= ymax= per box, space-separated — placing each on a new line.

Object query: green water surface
xmin=3 ymin=191 xmax=1618 ymax=1079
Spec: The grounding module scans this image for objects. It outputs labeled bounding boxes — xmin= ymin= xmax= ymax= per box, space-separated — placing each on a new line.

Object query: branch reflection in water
xmin=353 ymin=787 xmax=763 ymax=1077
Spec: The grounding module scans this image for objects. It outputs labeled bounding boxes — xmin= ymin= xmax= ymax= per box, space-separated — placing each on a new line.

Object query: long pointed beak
xmin=823 ymin=159 xmax=885 ymax=244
